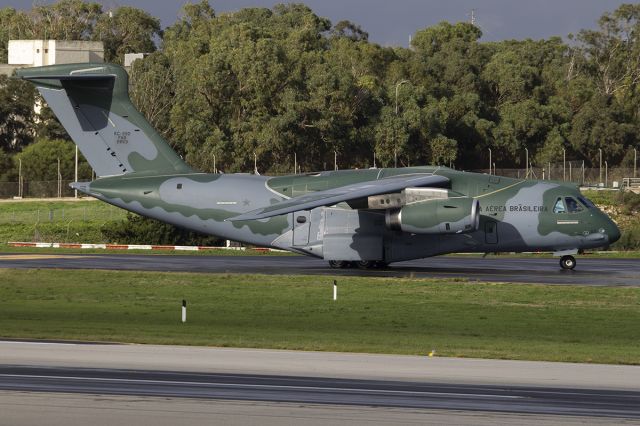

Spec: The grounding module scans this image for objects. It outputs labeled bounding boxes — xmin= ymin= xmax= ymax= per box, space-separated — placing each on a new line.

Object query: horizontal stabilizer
xmin=228 ymin=173 xmax=449 ymax=221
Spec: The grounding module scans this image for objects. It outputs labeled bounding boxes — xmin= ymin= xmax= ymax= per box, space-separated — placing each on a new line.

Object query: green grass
xmin=1 ymin=269 xmax=639 ymax=364
xmin=0 ymin=199 xmax=124 ymax=220
xmin=0 ymin=199 xmax=125 ymax=244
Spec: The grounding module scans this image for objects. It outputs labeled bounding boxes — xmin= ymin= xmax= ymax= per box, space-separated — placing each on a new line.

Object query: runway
xmin=1 ymin=365 xmax=639 ymax=418
xmin=1 ymin=341 xmax=639 ymax=424
xmin=0 ymin=252 xmax=638 ymax=285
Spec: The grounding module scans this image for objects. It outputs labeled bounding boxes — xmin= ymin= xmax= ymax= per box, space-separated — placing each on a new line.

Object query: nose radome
xmin=607 ymin=220 xmax=621 ymax=244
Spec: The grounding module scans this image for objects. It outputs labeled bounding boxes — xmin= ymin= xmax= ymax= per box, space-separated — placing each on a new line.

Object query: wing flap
xmin=228 ymin=173 xmax=449 ymax=221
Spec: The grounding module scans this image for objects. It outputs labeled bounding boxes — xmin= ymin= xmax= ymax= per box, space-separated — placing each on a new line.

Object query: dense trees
xmin=1 ymin=1 xmax=640 ymax=177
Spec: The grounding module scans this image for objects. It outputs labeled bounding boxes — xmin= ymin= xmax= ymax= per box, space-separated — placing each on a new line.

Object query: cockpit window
xmin=577 ymin=196 xmax=595 ymax=209
xmin=564 ymin=197 xmax=584 ymax=213
xmin=553 ymin=197 xmax=566 ymax=213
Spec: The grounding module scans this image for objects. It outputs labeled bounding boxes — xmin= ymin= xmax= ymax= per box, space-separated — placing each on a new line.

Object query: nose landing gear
xmin=560 ymin=255 xmax=576 ymax=270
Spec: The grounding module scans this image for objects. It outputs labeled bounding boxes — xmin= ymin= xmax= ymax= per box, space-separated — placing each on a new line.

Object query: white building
xmin=124 ymin=52 xmax=149 ymax=67
xmin=8 ymin=40 xmax=104 ymax=67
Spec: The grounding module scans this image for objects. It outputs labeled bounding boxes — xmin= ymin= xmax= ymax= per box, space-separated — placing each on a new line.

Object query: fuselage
xmin=76 ymin=166 xmax=620 ymax=263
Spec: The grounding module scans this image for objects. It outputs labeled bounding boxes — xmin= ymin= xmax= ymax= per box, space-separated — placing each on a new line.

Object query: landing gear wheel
xmin=560 ymin=255 xmax=576 ymax=270
xmin=328 ymin=260 xmax=349 ymax=269
xmin=356 ymin=261 xmax=376 ymax=269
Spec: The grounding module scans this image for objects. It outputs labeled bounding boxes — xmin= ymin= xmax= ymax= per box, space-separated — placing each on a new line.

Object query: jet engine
xmin=385 ymin=197 xmax=480 ymax=234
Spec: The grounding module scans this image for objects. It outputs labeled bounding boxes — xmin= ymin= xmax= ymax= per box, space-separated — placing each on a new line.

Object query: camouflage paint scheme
xmin=17 ymin=63 xmax=620 ymax=265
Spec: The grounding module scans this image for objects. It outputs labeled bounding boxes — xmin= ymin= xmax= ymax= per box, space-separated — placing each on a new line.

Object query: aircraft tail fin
xmin=16 ymin=63 xmax=192 ymax=177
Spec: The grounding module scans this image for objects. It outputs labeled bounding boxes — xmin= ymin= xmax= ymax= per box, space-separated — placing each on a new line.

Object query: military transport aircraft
xmin=17 ymin=63 xmax=620 ymax=270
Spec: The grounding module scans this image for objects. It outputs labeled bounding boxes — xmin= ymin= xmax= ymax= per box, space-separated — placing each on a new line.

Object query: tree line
xmin=1 ymin=0 xmax=640 ymax=181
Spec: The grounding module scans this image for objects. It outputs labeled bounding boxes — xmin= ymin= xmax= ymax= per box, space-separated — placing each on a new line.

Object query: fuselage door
xmin=292 ymin=211 xmax=311 ymax=246
xmin=485 ymin=220 xmax=498 ymax=244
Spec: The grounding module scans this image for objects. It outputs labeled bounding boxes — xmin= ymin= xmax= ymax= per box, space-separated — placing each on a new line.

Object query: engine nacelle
xmin=385 ymin=197 xmax=480 ymax=234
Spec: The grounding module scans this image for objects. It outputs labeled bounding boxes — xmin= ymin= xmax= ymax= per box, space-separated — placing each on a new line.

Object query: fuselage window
xmin=564 ymin=197 xmax=583 ymax=213
xmin=577 ymin=196 xmax=595 ymax=209
xmin=553 ymin=197 xmax=566 ymax=214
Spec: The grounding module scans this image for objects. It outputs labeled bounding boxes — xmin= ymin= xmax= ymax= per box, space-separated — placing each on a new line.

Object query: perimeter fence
xmin=0 ymin=203 xmax=126 ymax=225
xmin=0 ymin=165 xmax=638 ymax=200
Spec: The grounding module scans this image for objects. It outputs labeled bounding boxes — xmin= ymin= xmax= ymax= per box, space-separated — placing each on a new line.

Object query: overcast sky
xmin=1 ymin=0 xmax=632 ymax=46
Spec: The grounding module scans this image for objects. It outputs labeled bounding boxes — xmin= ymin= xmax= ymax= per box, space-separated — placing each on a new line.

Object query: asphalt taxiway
xmin=0 ymin=253 xmax=638 ymax=285
xmin=1 ymin=365 xmax=638 ymax=418
xmin=0 ymin=341 xmax=639 ymax=425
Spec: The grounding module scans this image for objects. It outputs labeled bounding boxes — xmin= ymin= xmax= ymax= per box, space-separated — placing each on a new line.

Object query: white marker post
xmin=333 ymin=280 xmax=337 ymax=301
xmin=182 ymin=299 xmax=187 ymax=323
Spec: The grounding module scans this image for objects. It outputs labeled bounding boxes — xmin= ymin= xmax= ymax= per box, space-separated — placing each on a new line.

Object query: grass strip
xmin=0 ymin=269 xmax=638 ymax=364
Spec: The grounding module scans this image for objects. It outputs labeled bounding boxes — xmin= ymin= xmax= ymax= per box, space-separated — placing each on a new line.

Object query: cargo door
xmin=292 ymin=211 xmax=311 ymax=246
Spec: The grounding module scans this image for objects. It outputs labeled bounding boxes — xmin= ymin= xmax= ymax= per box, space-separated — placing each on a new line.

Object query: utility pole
xmin=57 ymin=158 xmax=61 ymax=198
xmin=524 ymin=147 xmax=529 ymax=178
xmin=562 ymin=148 xmax=566 ymax=181
xmin=213 ymin=154 xmax=216 ymax=174
xmin=253 ymin=152 xmax=258 ymax=175
xmin=634 ymin=147 xmax=637 ymax=178
xmin=470 ymin=8 xmax=476 ymax=25
xmin=395 ymin=80 xmax=409 ymax=169
xmin=488 ymin=147 xmax=492 ymax=175
xmin=294 ymin=152 xmax=297 ymax=174
xmin=334 ymin=150 xmax=337 ymax=171
xmin=598 ymin=148 xmax=603 ymax=185
xmin=605 ymin=161 xmax=608 ymax=188
xmin=18 ymin=158 xmax=23 ymax=198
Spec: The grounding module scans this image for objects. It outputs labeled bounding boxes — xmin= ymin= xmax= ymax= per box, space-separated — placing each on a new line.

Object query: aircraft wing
xmin=227 ymin=173 xmax=449 ymax=221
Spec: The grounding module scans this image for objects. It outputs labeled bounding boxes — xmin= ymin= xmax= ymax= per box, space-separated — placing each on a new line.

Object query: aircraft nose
xmin=607 ymin=220 xmax=621 ymax=244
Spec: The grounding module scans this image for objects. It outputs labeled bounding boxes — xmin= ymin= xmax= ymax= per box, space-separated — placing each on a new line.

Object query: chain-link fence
xmin=0 ymin=204 xmax=126 ymax=225
xmin=0 ymin=180 xmax=79 ymax=199
xmin=1 ymin=165 xmax=638 ymax=200
xmin=468 ymin=165 xmax=636 ymax=188
xmin=0 ymin=200 xmax=127 ymax=244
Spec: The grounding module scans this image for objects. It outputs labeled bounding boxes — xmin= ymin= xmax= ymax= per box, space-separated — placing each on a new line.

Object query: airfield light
xmin=74 ymin=145 xmax=78 ymax=198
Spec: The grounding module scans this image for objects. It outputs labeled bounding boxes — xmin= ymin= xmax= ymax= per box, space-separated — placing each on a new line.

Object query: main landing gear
xmin=559 ymin=255 xmax=576 ymax=270
xmin=328 ymin=260 xmax=388 ymax=270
